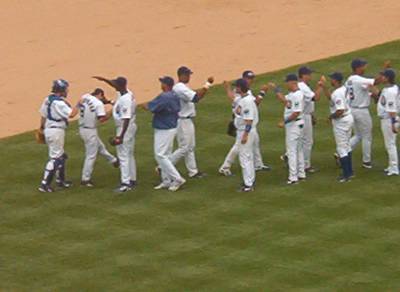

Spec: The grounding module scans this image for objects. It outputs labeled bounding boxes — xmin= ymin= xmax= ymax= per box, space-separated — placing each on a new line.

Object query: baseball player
xmin=142 ymin=76 xmax=185 ymax=191
xmin=376 ymin=69 xmax=399 ymax=176
xmin=219 ymin=70 xmax=271 ymax=176
xmin=297 ymin=66 xmax=321 ymax=173
xmin=270 ymin=74 xmax=306 ymax=184
xmin=38 ymin=79 xmax=80 ymax=192
xmin=321 ymin=72 xmax=354 ymax=182
xmin=168 ymin=66 xmax=214 ymax=178
xmin=79 ymin=88 xmax=119 ymax=187
xmin=345 ymin=59 xmax=380 ymax=168
xmin=233 ymin=78 xmax=259 ymax=192
xmin=93 ymin=76 xmax=137 ymax=193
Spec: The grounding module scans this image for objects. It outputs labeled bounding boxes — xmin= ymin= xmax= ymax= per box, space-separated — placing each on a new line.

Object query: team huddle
xmin=37 ymin=59 xmax=400 ymax=193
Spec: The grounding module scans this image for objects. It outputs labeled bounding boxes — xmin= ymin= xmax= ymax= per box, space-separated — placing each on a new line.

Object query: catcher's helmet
xmin=52 ymin=79 xmax=69 ymax=93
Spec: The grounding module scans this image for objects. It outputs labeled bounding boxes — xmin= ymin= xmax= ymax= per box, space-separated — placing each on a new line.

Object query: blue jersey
xmin=148 ymin=91 xmax=181 ymax=129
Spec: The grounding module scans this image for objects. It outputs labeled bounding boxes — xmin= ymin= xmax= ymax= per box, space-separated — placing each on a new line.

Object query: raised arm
xmin=92 ymin=76 xmax=118 ymax=90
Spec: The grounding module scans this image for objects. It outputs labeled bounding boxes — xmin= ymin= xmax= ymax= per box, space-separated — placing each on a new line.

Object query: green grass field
xmin=1 ymin=40 xmax=400 ymax=291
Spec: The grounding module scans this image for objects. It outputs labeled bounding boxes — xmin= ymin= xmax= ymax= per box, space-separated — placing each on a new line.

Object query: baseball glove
xmin=227 ymin=120 xmax=236 ymax=137
xmin=35 ymin=129 xmax=46 ymax=144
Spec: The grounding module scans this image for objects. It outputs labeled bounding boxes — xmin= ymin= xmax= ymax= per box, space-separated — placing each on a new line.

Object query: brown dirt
xmin=1 ymin=0 xmax=400 ymax=138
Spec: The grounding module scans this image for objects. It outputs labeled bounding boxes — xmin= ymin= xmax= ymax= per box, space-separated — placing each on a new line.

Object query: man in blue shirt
xmin=144 ymin=76 xmax=186 ymax=191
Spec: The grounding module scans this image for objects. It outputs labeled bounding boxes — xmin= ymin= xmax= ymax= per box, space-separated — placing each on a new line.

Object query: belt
xmin=49 ymin=126 xmax=64 ymax=129
xmin=179 ymin=116 xmax=194 ymax=119
xmin=351 ymin=106 xmax=369 ymax=109
xmin=80 ymin=126 xmax=96 ymax=129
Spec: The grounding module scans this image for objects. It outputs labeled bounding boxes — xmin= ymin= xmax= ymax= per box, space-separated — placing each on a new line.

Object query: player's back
xmin=79 ymin=94 xmax=102 ymax=129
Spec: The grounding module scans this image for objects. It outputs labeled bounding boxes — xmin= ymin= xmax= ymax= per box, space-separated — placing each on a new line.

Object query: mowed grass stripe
xmin=1 ymin=40 xmax=400 ymax=291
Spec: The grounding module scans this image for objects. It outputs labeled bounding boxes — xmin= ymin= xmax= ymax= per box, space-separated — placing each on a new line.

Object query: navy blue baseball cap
xmin=177 ymin=66 xmax=193 ymax=76
xmin=298 ymin=66 xmax=313 ymax=76
xmin=242 ymin=70 xmax=255 ymax=79
xmin=328 ymin=72 xmax=344 ymax=82
xmin=112 ymin=76 xmax=127 ymax=88
xmin=380 ymin=69 xmax=396 ymax=81
xmin=234 ymin=78 xmax=249 ymax=91
xmin=159 ymin=76 xmax=175 ymax=87
xmin=351 ymin=58 xmax=368 ymax=70
xmin=285 ymin=73 xmax=298 ymax=82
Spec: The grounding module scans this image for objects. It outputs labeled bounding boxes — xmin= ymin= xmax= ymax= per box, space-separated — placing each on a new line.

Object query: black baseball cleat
xmin=56 ymin=180 xmax=72 ymax=188
xmin=81 ymin=180 xmax=95 ymax=187
xmin=189 ymin=171 xmax=207 ymax=179
xmin=38 ymin=184 xmax=54 ymax=193
xmin=114 ymin=184 xmax=132 ymax=193
xmin=239 ymin=185 xmax=254 ymax=192
xmin=362 ymin=162 xmax=373 ymax=169
xmin=337 ymin=176 xmax=351 ymax=183
xmin=129 ymin=180 xmax=137 ymax=188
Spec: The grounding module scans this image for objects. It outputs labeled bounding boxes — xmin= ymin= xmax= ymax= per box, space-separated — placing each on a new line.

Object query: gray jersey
xmin=79 ymin=94 xmax=106 ymax=129
xmin=39 ymin=96 xmax=72 ymax=129
xmin=345 ymin=75 xmax=375 ymax=108
xmin=173 ymin=82 xmax=197 ymax=118
xmin=298 ymin=81 xmax=315 ymax=114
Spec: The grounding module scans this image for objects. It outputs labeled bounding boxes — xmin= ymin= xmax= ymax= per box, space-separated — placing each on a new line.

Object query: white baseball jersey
xmin=284 ymin=90 xmax=304 ymax=120
xmin=234 ymin=93 xmax=259 ymax=131
xmin=113 ymin=91 xmax=136 ymax=127
xmin=298 ymin=81 xmax=315 ymax=114
xmin=232 ymin=89 xmax=257 ymax=113
xmin=173 ymin=82 xmax=197 ymax=118
xmin=377 ymin=85 xmax=399 ymax=119
xmin=345 ymin=75 xmax=375 ymax=108
xmin=39 ymin=96 xmax=72 ymax=129
xmin=79 ymin=94 xmax=106 ymax=129
xmin=330 ymin=86 xmax=351 ymax=116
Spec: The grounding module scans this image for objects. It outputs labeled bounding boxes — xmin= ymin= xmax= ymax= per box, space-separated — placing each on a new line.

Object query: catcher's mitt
xmin=35 ymin=129 xmax=46 ymax=144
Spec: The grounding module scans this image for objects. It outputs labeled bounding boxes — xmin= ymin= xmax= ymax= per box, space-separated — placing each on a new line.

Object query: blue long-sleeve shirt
xmin=148 ymin=91 xmax=181 ymax=129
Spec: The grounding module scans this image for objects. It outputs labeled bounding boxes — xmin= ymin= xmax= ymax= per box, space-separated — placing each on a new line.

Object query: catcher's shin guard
xmin=41 ymin=159 xmax=57 ymax=185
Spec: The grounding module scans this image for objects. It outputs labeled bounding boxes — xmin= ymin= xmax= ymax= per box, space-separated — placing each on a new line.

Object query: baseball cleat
xmin=362 ymin=162 xmax=373 ymax=169
xmin=286 ymin=180 xmax=298 ymax=185
xmin=56 ymin=180 xmax=72 ymax=188
xmin=114 ymin=184 xmax=132 ymax=193
xmin=385 ymin=172 xmax=399 ymax=176
xmin=239 ymin=185 xmax=254 ymax=192
xmin=81 ymin=180 xmax=94 ymax=187
xmin=219 ymin=168 xmax=233 ymax=176
xmin=337 ymin=176 xmax=351 ymax=183
xmin=168 ymin=179 xmax=186 ymax=192
xmin=255 ymin=164 xmax=272 ymax=172
xmin=189 ymin=171 xmax=206 ymax=179
xmin=38 ymin=184 xmax=54 ymax=193
xmin=384 ymin=168 xmax=389 ymax=174
xmin=154 ymin=182 xmax=170 ymax=190
xmin=129 ymin=180 xmax=137 ymax=188
xmin=298 ymin=176 xmax=307 ymax=181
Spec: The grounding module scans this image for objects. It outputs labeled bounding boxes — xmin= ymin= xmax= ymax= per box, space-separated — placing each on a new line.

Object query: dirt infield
xmin=1 ymin=0 xmax=399 ymax=138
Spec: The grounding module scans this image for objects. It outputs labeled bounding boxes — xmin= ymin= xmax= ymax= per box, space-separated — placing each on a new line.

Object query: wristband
xmin=330 ymin=113 xmax=338 ymax=120
xmin=258 ymin=90 xmax=266 ymax=98
xmin=284 ymin=118 xmax=291 ymax=124
xmin=391 ymin=117 xmax=397 ymax=124
xmin=245 ymin=124 xmax=252 ymax=133
xmin=274 ymin=86 xmax=282 ymax=94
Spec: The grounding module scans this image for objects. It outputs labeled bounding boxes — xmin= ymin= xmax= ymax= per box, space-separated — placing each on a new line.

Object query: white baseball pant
xmin=350 ymin=108 xmax=372 ymax=163
xmin=154 ymin=128 xmax=184 ymax=185
xmin=302 ymin=114 xmax=314 ymax=169
xmin=170 ymin=118 xmax=198 ymax=177
xmin=44 ymin=128 xmax=65 ymax=159
xmin=332 ymin=115 xmax=354 ymax=158
xmin=220 ymin=129 xmax=265 ymax=170
xmin=381 ymin=118 xmax=399 ymax=174
xmin=237 ymin=130 xmax=256 ymax=187
xmin=79 ymin=128 xmax=117 ymax=181
xmin=116 ymin=123 xmax=137 ymax=185
xmin=286 ymin=121 xmax=306 ymax=182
